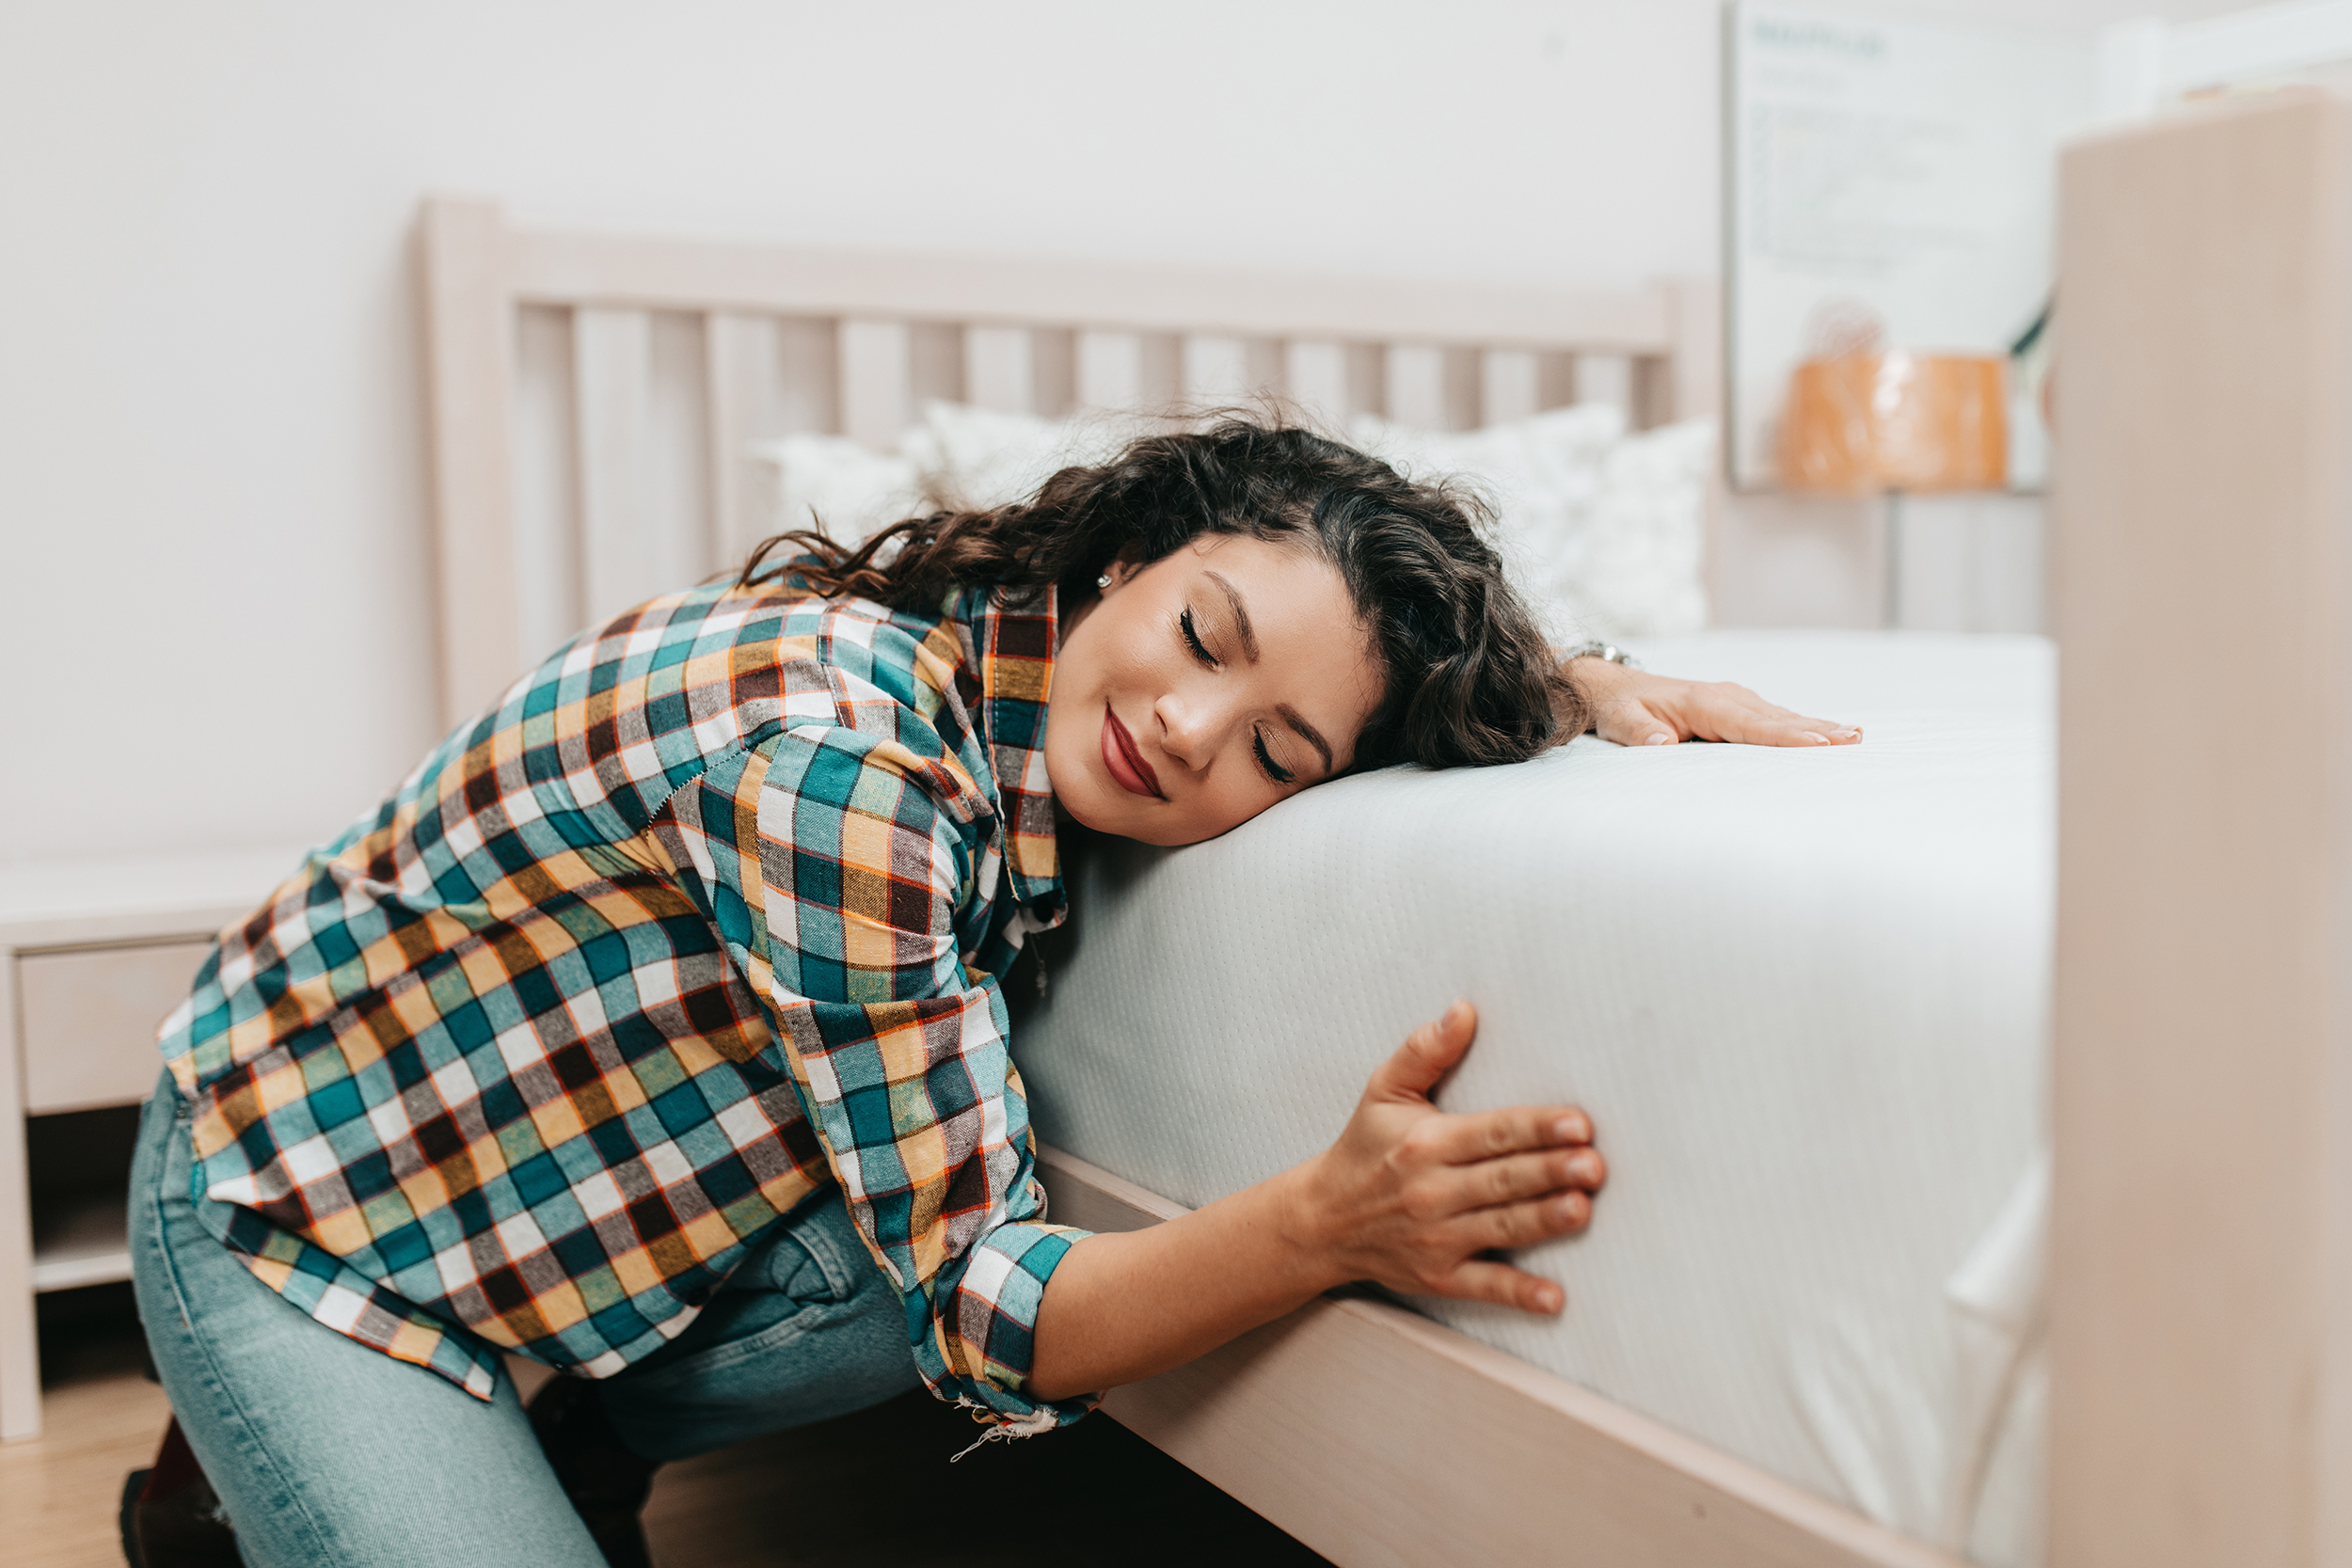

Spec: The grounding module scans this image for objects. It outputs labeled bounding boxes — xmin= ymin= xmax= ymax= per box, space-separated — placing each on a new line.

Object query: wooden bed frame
xmin=415 ymin=196 xmax=1952 ymax=1568
xmin=415 ymin=117 xmax=2352 ymax=1560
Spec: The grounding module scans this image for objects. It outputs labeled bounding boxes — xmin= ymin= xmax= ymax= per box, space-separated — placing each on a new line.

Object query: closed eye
xmin=1179 ymin=607 xmax=1217 ymax=667
xmin=1254 ymin=730 xmax=1295 ymax=784
xmin=1184 ymin=607 xmax=1292 ymax=784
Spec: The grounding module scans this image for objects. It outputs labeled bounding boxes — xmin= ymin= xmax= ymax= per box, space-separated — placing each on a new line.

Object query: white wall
xmin=0 ymin=0 xmax=2246 ymax=867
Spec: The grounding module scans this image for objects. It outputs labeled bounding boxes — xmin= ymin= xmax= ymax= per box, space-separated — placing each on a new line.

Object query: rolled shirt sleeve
xmin=683 ymin=719 xmax=1095 ymax=1429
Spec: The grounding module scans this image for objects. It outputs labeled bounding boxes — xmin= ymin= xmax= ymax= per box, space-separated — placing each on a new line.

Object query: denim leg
xmin=594 ymin=1192 xmax=922 ymax=1464
xmin=128 ymin=1073 xmax=603 ymax=1568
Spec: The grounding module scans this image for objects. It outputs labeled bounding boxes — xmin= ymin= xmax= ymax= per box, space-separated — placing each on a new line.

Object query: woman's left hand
xmin=1568 ymin=656 xmax=1863 ymax=749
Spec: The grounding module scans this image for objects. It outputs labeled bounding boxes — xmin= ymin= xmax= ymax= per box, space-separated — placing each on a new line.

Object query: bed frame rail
xmin=1037 ymin=1148 xmax=1960 ymax=1568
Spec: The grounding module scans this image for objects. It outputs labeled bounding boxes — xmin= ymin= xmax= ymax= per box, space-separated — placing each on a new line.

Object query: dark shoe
xmin=119 ymin=1418 xmax=242 ymax=1567
xmin=528 ymin=1375 xmax=659 ymax=1568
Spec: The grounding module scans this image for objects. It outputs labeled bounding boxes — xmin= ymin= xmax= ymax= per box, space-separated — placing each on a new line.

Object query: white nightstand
xmin=0 ymin=846 xmax=304 ymax=1440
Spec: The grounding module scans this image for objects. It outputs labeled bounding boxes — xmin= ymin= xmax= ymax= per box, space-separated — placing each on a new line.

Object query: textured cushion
xmin=751 ymin=401 xmax=1712 ymax=639
xmin=745 ymin=431 xmax=921 ymax=546
xmin=1349 ymin=405 xmax=1713 ymax=641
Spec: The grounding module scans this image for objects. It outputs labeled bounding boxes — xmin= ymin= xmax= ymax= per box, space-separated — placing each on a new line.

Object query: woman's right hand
xmin=1029 ymin=999 xmax=1603 ymax=1402
xmin=1290 ymin=1001 xmax=1604 ymax=1315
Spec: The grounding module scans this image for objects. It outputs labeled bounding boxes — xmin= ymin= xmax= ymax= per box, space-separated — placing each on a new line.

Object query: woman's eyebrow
xmin=1279 ymin=705 xmax=1335 ymax=774
xmin=1204 ymin=570 xmax=1260 ymax=661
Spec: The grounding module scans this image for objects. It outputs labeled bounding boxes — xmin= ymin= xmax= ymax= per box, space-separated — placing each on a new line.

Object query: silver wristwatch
xmin=1564 ymin=640 xmax=1641 ymax=671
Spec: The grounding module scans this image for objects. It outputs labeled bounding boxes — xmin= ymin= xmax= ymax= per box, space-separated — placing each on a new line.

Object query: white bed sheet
xmin=1015 ymin=630 xmax=2052 ymax=1566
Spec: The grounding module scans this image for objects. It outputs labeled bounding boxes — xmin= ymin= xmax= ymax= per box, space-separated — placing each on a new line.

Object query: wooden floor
xmin=8 ymin=1320 xmax=168 ymax=1568
xmin=8 ymin=1284 xmax=1329 ymax=1568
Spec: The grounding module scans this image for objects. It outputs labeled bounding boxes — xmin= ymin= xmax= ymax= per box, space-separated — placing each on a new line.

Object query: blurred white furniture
xmin=2099 ymin=0 xmax=2352 ymax=120
xmin=419 ymin=198 xmax=1971 ymax=1568
xmin=2052 ymin=88 xmax=2352 ymax=1568
xmin=0 ymin=846 xmax=304 ymax=1439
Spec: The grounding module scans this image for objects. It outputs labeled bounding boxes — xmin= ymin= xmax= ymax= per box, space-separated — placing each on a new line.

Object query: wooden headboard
xmin=418 ymin=197 xmax=1717 ymax=727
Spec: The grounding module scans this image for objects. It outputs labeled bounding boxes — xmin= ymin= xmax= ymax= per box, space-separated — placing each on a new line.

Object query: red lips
xmin=1101 ymin=704 xmax=1163 ymax=800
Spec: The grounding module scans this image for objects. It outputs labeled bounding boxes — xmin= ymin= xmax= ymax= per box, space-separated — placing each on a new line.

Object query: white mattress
xmin=1015 ymin=630 xmax=2052 ymax=1566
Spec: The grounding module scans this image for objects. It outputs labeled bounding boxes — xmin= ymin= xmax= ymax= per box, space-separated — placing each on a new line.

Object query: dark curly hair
xmin=736 ymin=418 xmax=1582 ymax=770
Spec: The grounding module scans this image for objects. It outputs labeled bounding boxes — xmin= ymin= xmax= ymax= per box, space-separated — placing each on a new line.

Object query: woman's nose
xmin=1154 ymin=689 xmax=1224 ymax=771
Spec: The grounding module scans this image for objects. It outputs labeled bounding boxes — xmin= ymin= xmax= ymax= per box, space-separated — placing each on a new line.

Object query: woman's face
xmin=1046 ymin=533 xmax=1385 ymax=847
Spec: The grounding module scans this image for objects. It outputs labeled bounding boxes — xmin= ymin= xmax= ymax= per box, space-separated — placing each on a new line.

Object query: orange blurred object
xmin=1778 ymin=352 xmax=2009 ymax=492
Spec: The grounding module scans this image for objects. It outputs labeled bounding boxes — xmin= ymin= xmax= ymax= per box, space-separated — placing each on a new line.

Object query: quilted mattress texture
xmin=1015 ymin=630 xmax=2053 ymax=1566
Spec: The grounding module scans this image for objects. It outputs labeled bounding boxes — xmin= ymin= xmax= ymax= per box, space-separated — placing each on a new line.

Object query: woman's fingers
xmin=1421 ymin=1189 xmax=1590 ymax=1259
xmin=1362 ymin=1001 xmax=1478 ymax=1101
xmin=1436 ymin=1259 xmax=1566 ymax=1316
xmin=1459 ymin=1188 xmax=1596 ymax=1249
xmin=1593 ymin=696 xmax=1679 ymax=748
xmin=1608 ymin=677 xmax=1867 ymax=750
xmin=1429 ymin=1145 xmax=1606 ymax=1214
xmin=1710 ymin=702 xmax=1862 ymax=748
xmin=1420 ymin=1104 xmax=1595 ymax=1166
xmin=1588 ymin=669 xmax=1867 ymax=750
xmin=1685 ymin=683 xmax=1858 ymax=747
xmin=1664 ymin=691 xmax=1864 ymax=749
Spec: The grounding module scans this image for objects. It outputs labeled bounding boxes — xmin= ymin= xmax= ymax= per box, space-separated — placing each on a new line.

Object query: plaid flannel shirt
xmin=156 ymin=575 xmax=1094 ymax=1430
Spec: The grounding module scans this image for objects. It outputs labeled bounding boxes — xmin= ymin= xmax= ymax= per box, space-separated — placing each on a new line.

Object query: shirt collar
xmin=968 ymin=581 xmax=1063 ymax=914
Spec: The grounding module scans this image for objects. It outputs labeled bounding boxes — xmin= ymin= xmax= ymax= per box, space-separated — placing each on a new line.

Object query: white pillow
xmin=745 ymin=431 xmax=921 ymax=547
xmin=898 ymin=402 xmax=1142 ymax=513
xmin=1347 ymin=405 xmax=1714 ymax=641
xmin=748 ymin=403 xmax=1141 ymax=546
xmin=752 ymin=401 xmax=1714 ymax=641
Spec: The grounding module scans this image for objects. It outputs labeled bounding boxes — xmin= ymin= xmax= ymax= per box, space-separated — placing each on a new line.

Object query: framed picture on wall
xmin=1724 ymin=0 xmax=2096 ymax=493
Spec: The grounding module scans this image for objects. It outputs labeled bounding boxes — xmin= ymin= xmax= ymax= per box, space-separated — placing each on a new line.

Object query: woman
xmin=128 ymin=420 xmax=1857 ymax=1566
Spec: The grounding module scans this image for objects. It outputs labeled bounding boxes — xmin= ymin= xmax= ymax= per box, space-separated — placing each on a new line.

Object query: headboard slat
xmin=1574 ymin=354 xmax=1635 ymax=421
xmin=907 ymin=323 xmax=966 ymax=411
xmin=573 ymin=307 xmax=657 ymax=630
xmin=1441 ymin=346 xmax=1483 ymax=433
xmin=1385 ymin=345 xmax=1448 ymax=432
xmin=1180 ymin=334 xmax=1257 ymax=406
xmin=1136 ymin=334 xmax=1183 ymax=408
xmin=703 ymin=311 xmax=762 ymax=569
xmin=645 ymin=312 xmax=715 ymax=611
xmin=512 ymin=305 xmax=584 ymax=662
xmin=838 ymin=319 xmax=912 ymax=451
xmin=421 ymin=199 xmax=525 ymax=725
xmin=1031 ymin=327 xmax=1077 ymax=420
xmin=1074 ymin=330 xmax=1142 ymax=411
xmin=965 ymin=325 xmax=1036 ymax=416
xmin=1483 ymin=349 xmax=1540 ymax=425
xmin=773 ymin=316 xmax=841 ymax=437
xmin=1284 ymin=341 xmax=1349 ymax=423
xmin=1536 ymin=351 xmax=1580 ymax=414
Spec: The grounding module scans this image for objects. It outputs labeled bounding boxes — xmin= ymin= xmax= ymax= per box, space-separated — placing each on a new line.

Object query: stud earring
xmin=1096 ymin=573 xmax=1113 ymax=589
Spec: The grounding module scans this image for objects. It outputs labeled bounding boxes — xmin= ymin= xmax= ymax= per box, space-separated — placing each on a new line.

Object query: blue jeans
xmin=129 ymin=1072 xmax=921 ymax=1567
